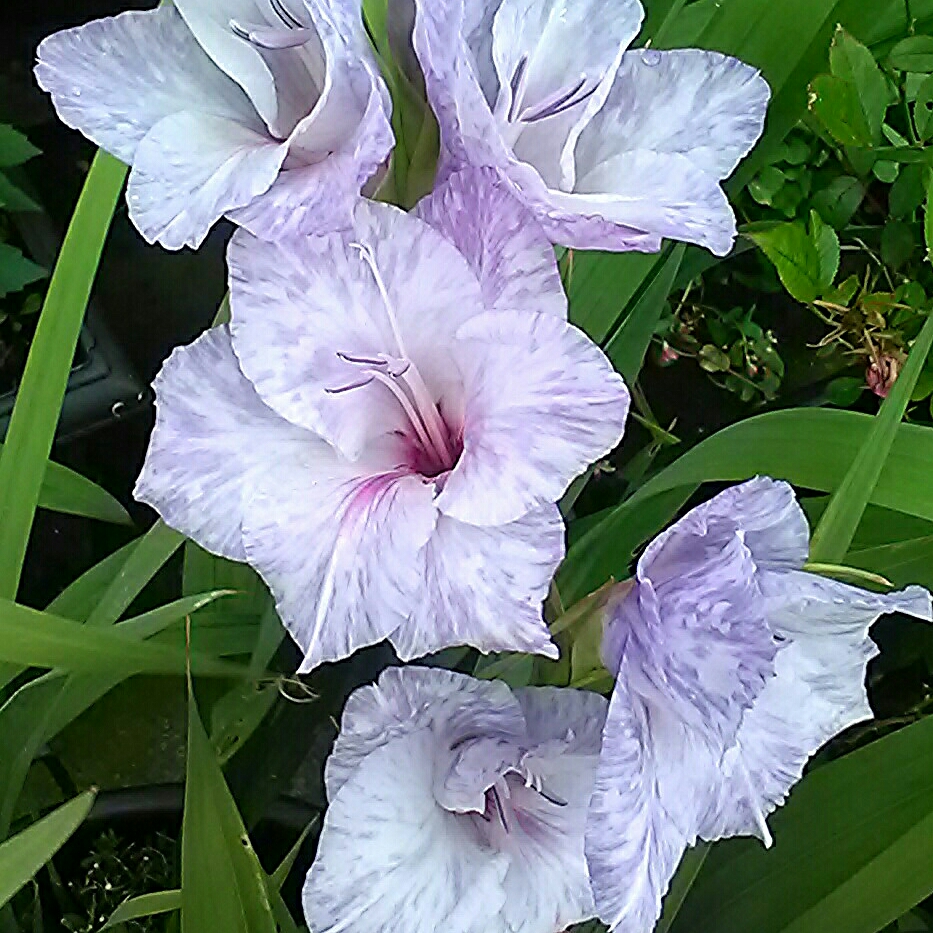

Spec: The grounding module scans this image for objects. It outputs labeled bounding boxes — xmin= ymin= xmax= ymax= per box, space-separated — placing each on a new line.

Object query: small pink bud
xmin=866 ymin=355 xmax=899 ymax=398
xmin=659 ymin=342 xmax=679 ymax=365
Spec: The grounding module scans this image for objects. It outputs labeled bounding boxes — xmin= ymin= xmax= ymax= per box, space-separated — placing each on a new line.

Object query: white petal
xmin=699 ymin=574 xmax=933 ymax=842
xmin=414 ymin=166 xmax=566 ymax=318
xmin=586 ymin=669 xmax=713 ymax=933
xmin=436 ymin=310 xmax=629 ymax=525
xmin=134 ymin=325 xmax=311 ymax=562
xmin=576 ymin=49 xmax=769 ymax=183
xmin=34 ymin=6 xmax=255 ymax=164
xmin=127 ymin=111 xmax=285 ymax=250
xmin=490 ymin=0 xmax=642 ymax=188
xmin=567 ymin=149 xmax=737 ymax=256
xmin=305 ymin=729 xmax=511 ymax=933
xmin=241 ymin=455 xmax=438 ymax=673
xmin=228 ymin=203 xmax=482 ymax=460
xmin=390 ymin=506 xmax=564 ymax=662
xmin=326 ymin=666 xmax=524 ymax=799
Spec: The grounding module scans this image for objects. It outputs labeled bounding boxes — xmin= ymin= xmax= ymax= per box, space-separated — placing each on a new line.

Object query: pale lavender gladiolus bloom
xmin=34 ymin=0 xmax=393 ymax=249
xmin=303 ymin=665 xmax=608 ymax=933
xmin=586 ymin=477 xmax=933 ymax=933
xmin=406 ymin=0 xmax=770 ymax=255
xmin=134 ymin=168 xmax=629 ymax=671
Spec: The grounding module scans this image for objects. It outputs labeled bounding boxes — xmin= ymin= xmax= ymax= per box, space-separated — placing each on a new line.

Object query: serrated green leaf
xmin=746 ymin=221 xmax=822 ymax=302
xmin=809 ymin=74 xmax=875 ymax=147
xmin=0 ymin=173 xmax=41 ymax=213
xmin=811 ymin=210 xmax=840 ymax=289
xmin=0 ymin=243 xmax=46 ymax=299
xmin=748 ymin=165 xmax=788 ymax=204
xmin=812 ymin=175 xmax=865 ymax=228
xmin=182 ymin=685 xmax=279 ymax=933
xmin=889 ymin=35 xmax=933 ymax=73
xmin=0 ymin=126 xmax=40 ymax=168
xmin=829 ymin=26 xmax=890 ymax=143
xmin=914 ymin=75 xmax=933 ymax=139
xmin=0 ymin=791 xmax=95 ymax=910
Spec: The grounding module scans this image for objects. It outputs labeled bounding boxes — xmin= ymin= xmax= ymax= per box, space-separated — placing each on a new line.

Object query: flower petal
xmin=436 ymin=309 xmax=629 ymax=525
xmin=34 ymin=6 xmax=255 ymax=164
xmin=326 ymin=666 xmax=525 ymax=798
xmin=228 ymin=203 xmax=482 ymax=460
xmin=128 ymin=111 xmax=286 ymax=250
xmin=390 ymin=506 xmax=564 ymax=662
xmin=241 ymin=456 xmax=438 ymax=673
xmin=134 ymin=325 xmax=310 ymax=562
xmin=586 ymin=669 xmax=711 ymax=933
xmin=305 ymin=729 xmax=511 ymax=933
xmin=514 ymin=684 xmax=607 ymax=754
xmin=699 ymin=575 xmax=933 ymax=843
xmin=490 ymin=0 xmax=642 ymax=188
xmin=603 ymin=486 xmax=778 ymax=747
xmin=576 ymin=49 xmax=770 ymax=184
xmin=415 ymin=166 xmax=566 ymax=318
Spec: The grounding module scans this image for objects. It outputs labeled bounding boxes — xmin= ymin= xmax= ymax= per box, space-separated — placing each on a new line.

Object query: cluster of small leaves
xmin=738 ymin=26 xmax=933 ymax=405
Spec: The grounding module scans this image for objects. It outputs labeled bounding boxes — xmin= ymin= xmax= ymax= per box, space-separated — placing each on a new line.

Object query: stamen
xmin=324 ymin=375 xmax=376 ymax=394
xmin=270 ymin=0 xmax=303 ymax=28
xmin=351 ymin=243 xmax=408 ymax=359
xmin=507 ymin=54 xmax=530 ymax=123
xmin=369 ymin=370 xmax=441 ymax=465
xmin=229 ymin=19 xmax=251 ymax=41
xmin=537 ymin=787 xmax=568 ymax=808
xmin=519 ymin=76 xmax=599 ymax=123
xmin=491 ymin=786 xmax=510 ymax=833
xmin=336 ymin=351 xmax=390 ymax=367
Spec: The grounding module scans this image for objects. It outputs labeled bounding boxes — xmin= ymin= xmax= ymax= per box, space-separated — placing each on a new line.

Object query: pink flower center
xmin=325 ymin=245 xmax=463 ymax=479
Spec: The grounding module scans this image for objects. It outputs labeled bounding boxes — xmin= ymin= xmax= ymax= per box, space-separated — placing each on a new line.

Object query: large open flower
xmin=408 ymin=0 xmax=769 ymax=255
xmin=586 ymin=477 xmax=932 ymax=933
xmin=135 ymin=168 xmax=629 ymax=671
xmin=35 ymin=0 xmax=392 ymax=249
xmin=304 ymin=665 xmax=608 ymax=933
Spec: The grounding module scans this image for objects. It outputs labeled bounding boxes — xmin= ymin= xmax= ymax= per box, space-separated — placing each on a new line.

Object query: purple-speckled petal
xmin=326 ymin=666 xmax=525 ymax=799
xmin=309 ymin=666 xmax=606 ymax=933
xmin=127 ymin=111 xmax=286 ymax=250
xmin=699 ymin=574 xmax=933 ymax=843
xmin=586 ymin=669 xmax=713 ymax=933
xmin=134 ymin=325 xmax=311 ymax=562
xmin=228 ymin=204 xmax=482 ymax=461
xmin=305 ymin=729 xmax=512 ymax=933
xmin=391 ymin=506 xmax=564 ymax=662
xmin=435 ymin=309 xmax=629 ymax=526
xmin=33 ymin=6 xmax=257 ymax=164
xmin=241 ymin=450 xmax=438 ymax=673
xmin=414 ymin=167 xmax=566 ymax=318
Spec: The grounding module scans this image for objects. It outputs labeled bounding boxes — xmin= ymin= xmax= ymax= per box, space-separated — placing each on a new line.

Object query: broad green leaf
xmin=0 ymin=126 xmax=40 ymax=168
xmin=181 ymin=685 xmax=278 ymax=933
xmin=0 ymin=790 xmax=95 ymax=909
xmin=0 ymin=151 xmax=127 ymax=600
xmin=567 ymin=250 xmax=662 ymax=344
xmin=101 ymin=890 xmax=181 ymax=930
xmin=829 ymin=26 xmax=890 ymax=142
xmin=890 ymin=164 xmax=928 ymax=218
xmin=0 ymin=597 xmax=243 ymax=676
xmin=559 ymin=409 xmax=933 ymax=601
xmin=0 ymin=243 xmax=46 ymax=299
xmin=915 ymin=76 xmax=933 ymax=139
xmin=848 ymin=534 xmax=933 ymax=590
xmin=670 ymin=714 xmax=933 ymax=933
xmin=604 ymin=244 xmax=685 ymax=383
xmin=889 ymin=36 xmax=933 ymax=73
xmin=745 ymin=221 xmax=822 ymax=303
xmin=882 ymin=221 xmax=917 ymax=270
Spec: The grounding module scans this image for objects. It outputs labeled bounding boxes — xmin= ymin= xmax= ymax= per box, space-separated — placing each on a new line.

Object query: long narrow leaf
xmin=101 ymin=890 xmax=181 ymax=930
xmin=0 ymin=152 xmax=126 ymax=599
xmin=0 ymin=790 xmax=96 ymax=910
xmin=810 ymin=312 xmax=933 ymax=562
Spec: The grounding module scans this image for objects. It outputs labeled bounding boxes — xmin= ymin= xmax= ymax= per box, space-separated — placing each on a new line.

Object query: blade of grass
xmin=810 ymin=310 xmax=933 ymax=562
xmin=101 ymin=891 xmax=181 ymax=930
xmin=0 ymin=790 xmax=96 ymax=910
xmin=0 ymin=151 xmax=126 ymax=600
